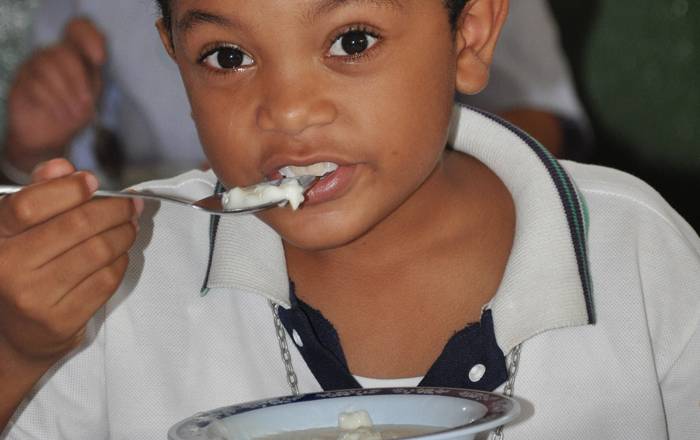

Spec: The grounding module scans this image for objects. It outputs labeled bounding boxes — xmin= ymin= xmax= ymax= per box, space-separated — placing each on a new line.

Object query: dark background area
xmin=549 ymin=0 xmax=699 ymax=232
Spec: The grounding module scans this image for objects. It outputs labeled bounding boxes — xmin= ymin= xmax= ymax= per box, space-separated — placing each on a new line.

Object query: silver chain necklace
xmin=269 ymin=301 xmax=301 ymax=395
xmin=269 ymin=300 xmax=522 ymax=438
xmin=491 ymin=343 xmax=523 ymax=440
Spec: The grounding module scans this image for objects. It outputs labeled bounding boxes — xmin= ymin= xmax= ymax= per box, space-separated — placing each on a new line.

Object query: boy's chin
xmin=282 ymin=235 xmax=353 ymax=253
xmin=279 ymin=224 xmax=365 ymax=252
xmin=260 ymin=210 xmax=374 ymax=253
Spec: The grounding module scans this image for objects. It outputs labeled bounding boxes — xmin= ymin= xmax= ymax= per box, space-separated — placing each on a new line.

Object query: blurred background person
xmin=0 ymin=0 xmax=201 ymax=186
xmin=0 ymin=0 xmax=590 ymax=188
xmin=0 ymin=17 xmax=109 ymax=183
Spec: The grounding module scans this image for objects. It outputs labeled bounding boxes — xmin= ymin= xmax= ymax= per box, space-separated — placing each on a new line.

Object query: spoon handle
xmin=0 ymin=185 xmax=22 ymax=195
xmin=0 ymin=185 xmax=193 ymax=206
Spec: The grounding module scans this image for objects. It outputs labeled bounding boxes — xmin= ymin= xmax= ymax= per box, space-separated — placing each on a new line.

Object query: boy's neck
xmin=285 ymin=152 xmax=515 ymax=305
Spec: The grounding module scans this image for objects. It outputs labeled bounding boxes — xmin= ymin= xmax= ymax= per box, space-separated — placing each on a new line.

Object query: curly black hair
xmin=155 ymin=1 xmax=469 ymax=35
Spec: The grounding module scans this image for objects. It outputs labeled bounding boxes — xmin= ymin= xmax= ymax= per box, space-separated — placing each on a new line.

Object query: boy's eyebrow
xmin=175 ymin=10 xmax=247 ymax=35
xmin=304 ymin=0 xmax=404 ymax=23
xmin=175 ymin=1 xmax=404 ymax=35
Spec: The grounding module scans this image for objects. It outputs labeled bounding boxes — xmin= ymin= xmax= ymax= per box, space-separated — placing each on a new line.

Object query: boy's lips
xmin=303 ymin=164 xmax=356 ymax=206
xmin=260 ymin=157 xmax=358 ymax=206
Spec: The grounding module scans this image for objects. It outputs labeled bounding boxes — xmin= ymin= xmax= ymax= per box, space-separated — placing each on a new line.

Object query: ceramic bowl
xmin=168 ymin=387 xmax=519 ymax=440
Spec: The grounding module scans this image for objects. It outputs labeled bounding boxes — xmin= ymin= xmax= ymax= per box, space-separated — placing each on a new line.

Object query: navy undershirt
xmin=277 ymin=282 xmax=507 ymax=391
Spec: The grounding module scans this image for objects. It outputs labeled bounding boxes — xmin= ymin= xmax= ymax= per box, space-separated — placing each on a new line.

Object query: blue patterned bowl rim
xmin=170 ymin=387 xmax=520 ymax=439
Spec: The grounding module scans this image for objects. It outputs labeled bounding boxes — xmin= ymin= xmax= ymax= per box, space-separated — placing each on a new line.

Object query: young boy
xmin=1 ymin=0 xmax=698 ymax=439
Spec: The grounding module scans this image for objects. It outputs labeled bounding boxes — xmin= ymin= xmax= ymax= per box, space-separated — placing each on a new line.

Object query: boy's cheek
xmin=189 ymin=106 xmax=255 ymax=184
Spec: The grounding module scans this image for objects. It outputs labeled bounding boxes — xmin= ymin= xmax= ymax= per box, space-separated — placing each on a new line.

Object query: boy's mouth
xmin=277 ymin=162 xmax=339 ymax=179
xmin=267 ymin=161 xmax=354 ymax=207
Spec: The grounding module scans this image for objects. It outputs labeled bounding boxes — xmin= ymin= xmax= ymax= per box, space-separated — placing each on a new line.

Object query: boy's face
xmin=162 ymin=0 xmax=491 ymax=250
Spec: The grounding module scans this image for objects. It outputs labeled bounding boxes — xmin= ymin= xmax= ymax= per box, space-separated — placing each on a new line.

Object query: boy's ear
xmin=156 ymin=19 xmax=176 ymax=59
xmin=454 ymin=0 xmax=509 ymax=95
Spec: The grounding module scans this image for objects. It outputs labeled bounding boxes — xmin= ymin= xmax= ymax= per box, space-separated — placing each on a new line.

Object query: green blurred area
xmin=550 ymin=0 xmax=699 ymax=230
xmin=0 ymin=0 xmax=40 ymax=137
xmin=589 ymin=2 xmax=697 ymax=168
xmin=551 ymin=0 xmax=699 ymax=168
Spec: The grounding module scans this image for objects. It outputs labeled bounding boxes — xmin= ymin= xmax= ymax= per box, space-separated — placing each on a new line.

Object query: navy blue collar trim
xmin=466 ymin=105 xmax=595 ymax=323
xmin=277 ymin=282 xmax=507 ymax=392
xmin=200 ymin=181 xmax=226 ymax=295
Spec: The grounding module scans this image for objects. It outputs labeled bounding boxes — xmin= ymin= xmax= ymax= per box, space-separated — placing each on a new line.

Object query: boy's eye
xmin=329 ymin=30 xmax=379 ymax=57
xmin=202 ymin=46 xmax=254 ymax=70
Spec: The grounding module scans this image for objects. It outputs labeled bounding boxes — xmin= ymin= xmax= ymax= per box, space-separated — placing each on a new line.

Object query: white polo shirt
xmin=3 ymin=106 xmax=699 ymax=440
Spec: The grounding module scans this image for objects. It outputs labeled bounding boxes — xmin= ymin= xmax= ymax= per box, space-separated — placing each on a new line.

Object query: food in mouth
xmin=221 ymin=178 xmax=306 ymax=210
xmin=221 ymin=162 xmax=338 ymax=211
xmin=278 ymin=162 xmax=338 ymax=179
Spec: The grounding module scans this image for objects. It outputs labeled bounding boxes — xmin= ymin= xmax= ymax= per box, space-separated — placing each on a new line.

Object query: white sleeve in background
xmin=464 ymin=0 xmax=588 ymax=129
xmin=67 ymin=82 xmax=122 ymax=181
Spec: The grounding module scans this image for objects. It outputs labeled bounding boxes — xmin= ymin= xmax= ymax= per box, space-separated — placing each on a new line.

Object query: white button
xmin=468 ymin=364 xmax=486 ymax=382
xmin=292 ymin=329 xmax=304 ymax=347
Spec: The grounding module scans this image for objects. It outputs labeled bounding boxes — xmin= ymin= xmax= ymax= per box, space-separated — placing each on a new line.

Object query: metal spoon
xmin=0 ymin=175 xmax=318 ymax=216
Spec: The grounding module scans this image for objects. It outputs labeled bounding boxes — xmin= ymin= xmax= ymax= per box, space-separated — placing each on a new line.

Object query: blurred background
xmin=0 ymin=0 xmax=39 ymax=137
xmin=0 ymin=0 xmax=698 ymax=231
xmin=549 ymin=0 xmax=699 ymax=231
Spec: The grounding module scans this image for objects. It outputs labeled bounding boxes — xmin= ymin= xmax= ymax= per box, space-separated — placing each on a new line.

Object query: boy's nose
xmin=256 ymin=79 xmax=337 ymax=135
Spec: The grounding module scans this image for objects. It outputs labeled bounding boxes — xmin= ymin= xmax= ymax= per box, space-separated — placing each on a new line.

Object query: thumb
xmin=30 ymin=159 xmax=77 ymax=183
xmin=63 ymin=17 xmax=108 ymax=68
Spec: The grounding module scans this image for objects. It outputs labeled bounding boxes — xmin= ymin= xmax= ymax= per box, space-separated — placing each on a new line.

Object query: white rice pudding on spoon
xmin=221 ymin=162 xmax=338 ymax=211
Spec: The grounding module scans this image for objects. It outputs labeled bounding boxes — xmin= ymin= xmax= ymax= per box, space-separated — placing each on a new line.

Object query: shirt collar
xmin=449 ymin=106 xmax=593 ymax=352
xmin=203 ymin=104 xmax=594 ymax=353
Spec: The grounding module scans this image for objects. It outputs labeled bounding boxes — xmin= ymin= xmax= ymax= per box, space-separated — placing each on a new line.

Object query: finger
xmin=35 ymin=222 xmax=136 ymax=304
xmin=14 ymin=255 xmax=128 ymax=357
xmin=63 ymin=18 xmax=107 ymax=68
xmin=13 ymin=196 xmax=137 ymax=269
xmin=31 ymin=159 xmax=76 ymax=183
xmin=52 ymin=44 xmax=99 ymax=110
xmin=22 ymin=74 xmax=67 ymax=121
xmin=27 ymin=50 xmax=87 ymax=119
xmin=53 ymin=254 xmax=129 ymax=331
xmin=0 ymin=172 xmax=97 ymax=237
xmin=42 ymin=46 xmax=96 ymax=116
xmin=32 ymin=161 xmax=143 ymax=229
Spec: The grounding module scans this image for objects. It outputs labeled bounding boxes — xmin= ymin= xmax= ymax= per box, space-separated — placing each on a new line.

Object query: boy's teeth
xmin=279 ymin=162 xmax=339 ymax=178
